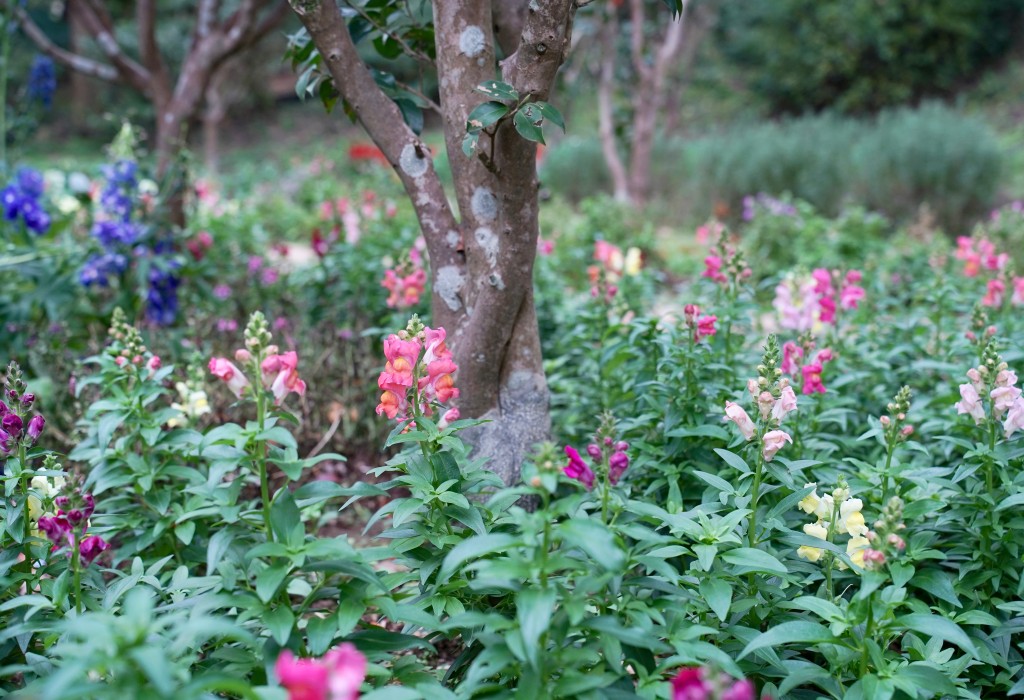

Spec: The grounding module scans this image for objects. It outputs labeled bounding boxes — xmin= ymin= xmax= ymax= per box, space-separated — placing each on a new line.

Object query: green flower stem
xmin=19 ymin=443 xmax=30 ymax=545
xmin=824 ymin=506 xmax=838 ymax=601
xmin=71 ymin=531 xmax=82 ymax=614
xmin=539 ymin=493 xmax=551 ymax=588
xmin=747 ymin=441 xmax=765 ymax=548
xmin=880 ymin=439 xmax=895 ymax=505
xmin=860 ymin=590 xmax=874 ymax=677
xmin=255 ymin=351 xmax=272 ymax=540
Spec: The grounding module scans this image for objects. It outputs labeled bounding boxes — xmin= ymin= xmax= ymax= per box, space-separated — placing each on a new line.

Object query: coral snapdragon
xmin=375 ymin=316 xmax=459 ymax=422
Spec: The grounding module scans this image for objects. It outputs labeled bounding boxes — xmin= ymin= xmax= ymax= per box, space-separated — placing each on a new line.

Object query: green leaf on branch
xmin=534 ymin=101 xmax=565 ymax=131
xmin=475 ymin=80 xmax=519 ymax=101
xmin=466 ymin=102 xmax=508 ymax=133
xmin=513 ymin=106 xmax=545 ymax=145
xmin=738 ymin=621 xmax=837 ymax=659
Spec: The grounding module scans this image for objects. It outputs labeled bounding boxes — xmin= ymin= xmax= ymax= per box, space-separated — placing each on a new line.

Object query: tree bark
xmin=598 ymin=8 xmax=629 ymax=203
xmin=288 ymin=0 xmax=576 ymax=484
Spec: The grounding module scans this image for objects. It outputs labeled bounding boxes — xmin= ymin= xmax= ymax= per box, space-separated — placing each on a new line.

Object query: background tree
xmin=15 ymin=0 xmax=290 ymax=222
xmin=595 ymin=0 xmax=714 ymax=206
xmin=286 ymin=0 xmax=596 ymax=484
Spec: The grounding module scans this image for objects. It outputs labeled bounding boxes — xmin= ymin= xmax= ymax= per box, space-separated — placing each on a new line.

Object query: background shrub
xmin=717 ymin=0 xmax=1024 ymax=114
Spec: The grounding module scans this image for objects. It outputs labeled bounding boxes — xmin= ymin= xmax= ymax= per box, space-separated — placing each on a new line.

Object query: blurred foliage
xmin=717 ymin=0 xmax=1024 ymax=114
xmin=542 ymin=104 xmax=1003 ymax=230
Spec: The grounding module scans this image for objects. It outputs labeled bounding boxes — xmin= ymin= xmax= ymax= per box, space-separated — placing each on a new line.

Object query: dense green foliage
xmin=717 ymin=0 xmax=1024 ymax=114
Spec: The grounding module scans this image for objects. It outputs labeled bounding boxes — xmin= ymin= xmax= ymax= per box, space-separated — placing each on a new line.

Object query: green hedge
xmin=541 ymin=105 xmax=1003 ymax=229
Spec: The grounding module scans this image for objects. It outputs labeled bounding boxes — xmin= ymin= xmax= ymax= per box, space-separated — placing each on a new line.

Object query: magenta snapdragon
xmin=276 ymin=643 xmax=367 ymax=700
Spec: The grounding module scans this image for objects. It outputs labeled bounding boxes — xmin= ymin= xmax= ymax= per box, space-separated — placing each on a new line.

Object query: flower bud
xmin=896 ymin=413 xmax=905 ymax=421
xmin=887 ymin=533 xmax=906 ymax=551
xmin=900 ymin=425 xmax=914 ymax=437
xmin=880 ymin=416 xmax=891 ymax=427
xmin=147 ymin=356 xmax=162 ymax=372
xmin=529 ymin=476 xmax=542 ymax=487
xmin=603 ymin=436 xmax=613 ymax=446
xmin=115 ymin=356 xmax=126 ymax=367
xmin=20 ymin=393 xmax=34 ymax=407
xmin=614 ymin=441 xmax=629 ymax=452
xmin=234 ymin=348 xmax=253 ymax=364
xmin=965 ymin=331 xmax=977 ymax=341
xmin=27 ymin=414 xmax=45 ymax=442
xmin=986 ymin=325 xmax=997 ymax=337
xmin=67 ymin=509 xmax=85 ymax=526
xmin=586 ymin=443 xmax=602 ymax=460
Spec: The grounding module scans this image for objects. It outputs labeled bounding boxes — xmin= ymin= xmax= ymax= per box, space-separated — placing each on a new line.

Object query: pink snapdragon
xmin=38 ymin=488 xmax=110 ymax=567
xmin=563 ymin=445 xmax=595 ymax=489
xmin=684 ymin=304 xmax=718 ymax=342
xmin=801 ymin=363 xmax=826 ymax=395
xmin=1005 ymin=398 xmax=1024 ymax=439
xmin=1013 ymin=277 xmax=1024 ymax=306
xmin=761 ymin=430 xmax=792 ymax=462
xmin=770 ymin=385 xmax=798 ymax=423
xmin=776 ymin=269 xmax=864 ymax=330
xmin=982 ymin=278 xmax=1006 ymax=308
xmin=262 ymin=351 xmax=308 ymax=404
xmin=723 ymin=401 xmax=756 ymax=440
xmin=208 ymin=357 xmax=251 ymax=398
xmin=702 ymin=255 xmax=727 ymax=284
xmin=275 ymin=643 xmax=367 ymax=700
xmin=956 ymin=383 xmax=985 ymax=424
xmin=773 ymin=277 xmax=820 ymax=332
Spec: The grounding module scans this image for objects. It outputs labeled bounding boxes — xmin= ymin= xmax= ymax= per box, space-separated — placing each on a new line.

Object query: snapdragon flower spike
xmin=381 ymin=247 xmax=427 ymax=309
xmin=262 ymin=351 xmax=308 ymax=405
xmin=276 ymin=643 xmax=367 ymax=700
xmin=375 ymin=318 xmax=460 ymax=422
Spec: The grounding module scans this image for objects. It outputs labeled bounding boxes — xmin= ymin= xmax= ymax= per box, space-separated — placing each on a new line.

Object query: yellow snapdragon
xmin=796 ymin=482 xmax=871 ymax=569
xmin=168 ymin=382 xmax=212 ymax=428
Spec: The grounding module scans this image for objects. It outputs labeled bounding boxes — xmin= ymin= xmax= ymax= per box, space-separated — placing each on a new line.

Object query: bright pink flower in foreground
xmin=723 ymin=401 xmax=756 ymax=440
xmin=209 ymin=358 xmax=250 ymax=398
xmin=671 ymin=667 xmax=756 ymax=700
xmin=79 ymin=535 xmax=111 ymax=566
xmin=563 ymin=445 xmax=595 ymax=489
xmin=276 ymin=643 xmax=367 ymax=700
xmin=762 ymin=430 xmax=792 ymax=462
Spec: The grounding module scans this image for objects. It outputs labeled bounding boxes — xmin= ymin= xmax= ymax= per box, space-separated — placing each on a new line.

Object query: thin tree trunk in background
xmin=625 ymin=0 xmax=687 ymax=205
xmin=598 ymin=9 xmax=630 ymax=203
xmin=67 ymin=2 xmax=92 ymax=131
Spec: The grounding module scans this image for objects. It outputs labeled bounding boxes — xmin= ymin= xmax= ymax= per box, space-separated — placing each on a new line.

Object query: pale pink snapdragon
xmin=761 ymin=430 xmax=792 ymax=462
xmin=262 ymin=351 xmax=308 ymax=405
xmin=723 ymin=401 xmax=756 ymax=440
xmin=771 ymin=385 xmax=798 ymax=423
xmin=982 ymin=278 xmax=1006 ymax=308
xmin=956 ymin=383 xmax=985 ymax=424
xmin=1005 ymin=397 xmax=1024 ymax=439
xmin=773 ymin=277 xmax=820 ymax=332
xmin=1013 ymin=277 xmax=1024 ymax=306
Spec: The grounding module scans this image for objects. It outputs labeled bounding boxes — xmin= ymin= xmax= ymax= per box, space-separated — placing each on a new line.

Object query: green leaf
xmin=738 ymin=621 xmax=836 ymax=659
xmin=430 ymin=452 xmax=461 ymax=485
xmin=534 ymin=101 xmax=565 ymax=131
xmin=665 ymin=425 xmax=731 ymax=440
xmin=462 ymin=131 xmax=480 ymax=157
xmin=890 ymin=663 xmax=957 ymax=697
xmin=895 ymin=614 xmax=979 ymax=657
xmin=699 ymin=578 xmax=732 ymax=621
xmin=517 ymin=588 xmax=556 ymax=669
xmin=996 ymin=492 xmax=1024 ymax=511
xmin=175 ymin=520 xmax=196 ymax=546
xmin=439 ymin=533 xmax=518 ymax=582
xmin=909 ymin=569 xmax=961 ymax=608
xmin=307 ymin=613 xmax=338 ymax=656
xmin=721 ymin=547 xmax=788 ymax=575
xmin=475 ymin=80 xmax=518 ymax=101
xmin=557 ymin=518 xmax=625 ymax=571
xmin=270 ymin=489 xmax=302 ymax=544
xmin=714 ymin=448 xmax=751 ymax=473
xmin=256 ymin=564 xmax=292 ymax=604
xmin=466 ymin=101 xmax=508 ymax=132
xmin=362 ymin=688 xmax=421 ymax=700
xmin=513 ymin=106 xmax=545 ymax=144
xmin=265 ymin=606 xmax=295 ymax=646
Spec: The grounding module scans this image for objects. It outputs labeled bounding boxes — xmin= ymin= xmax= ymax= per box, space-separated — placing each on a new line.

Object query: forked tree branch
xmin=14 ymin=5 xmax=118 ymax=82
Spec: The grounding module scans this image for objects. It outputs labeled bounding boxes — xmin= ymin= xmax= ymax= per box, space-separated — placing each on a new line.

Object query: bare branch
xmin=137 ymin=0 xmax=172 ymax=100
xmin=491 ymin=0 xmax=529 ymax=56
xmin=628 ymin=0 xmax=648 ymax=79
xmin=74 ymin=0 xmax=152 ymax=93
xmin=13 ymin=5 xmax=118 ymax=82
xmin=197 ymin=0 xmax=221 ymax=39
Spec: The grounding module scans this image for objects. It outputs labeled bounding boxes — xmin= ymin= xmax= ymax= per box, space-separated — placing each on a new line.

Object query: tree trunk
xmin=154 ymin=107 xmax=187 ymax=227
xmin=67 ymin=2 xmax=92 ymax=132
xmin=287 ymin=0 xmax=574 ymax=485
